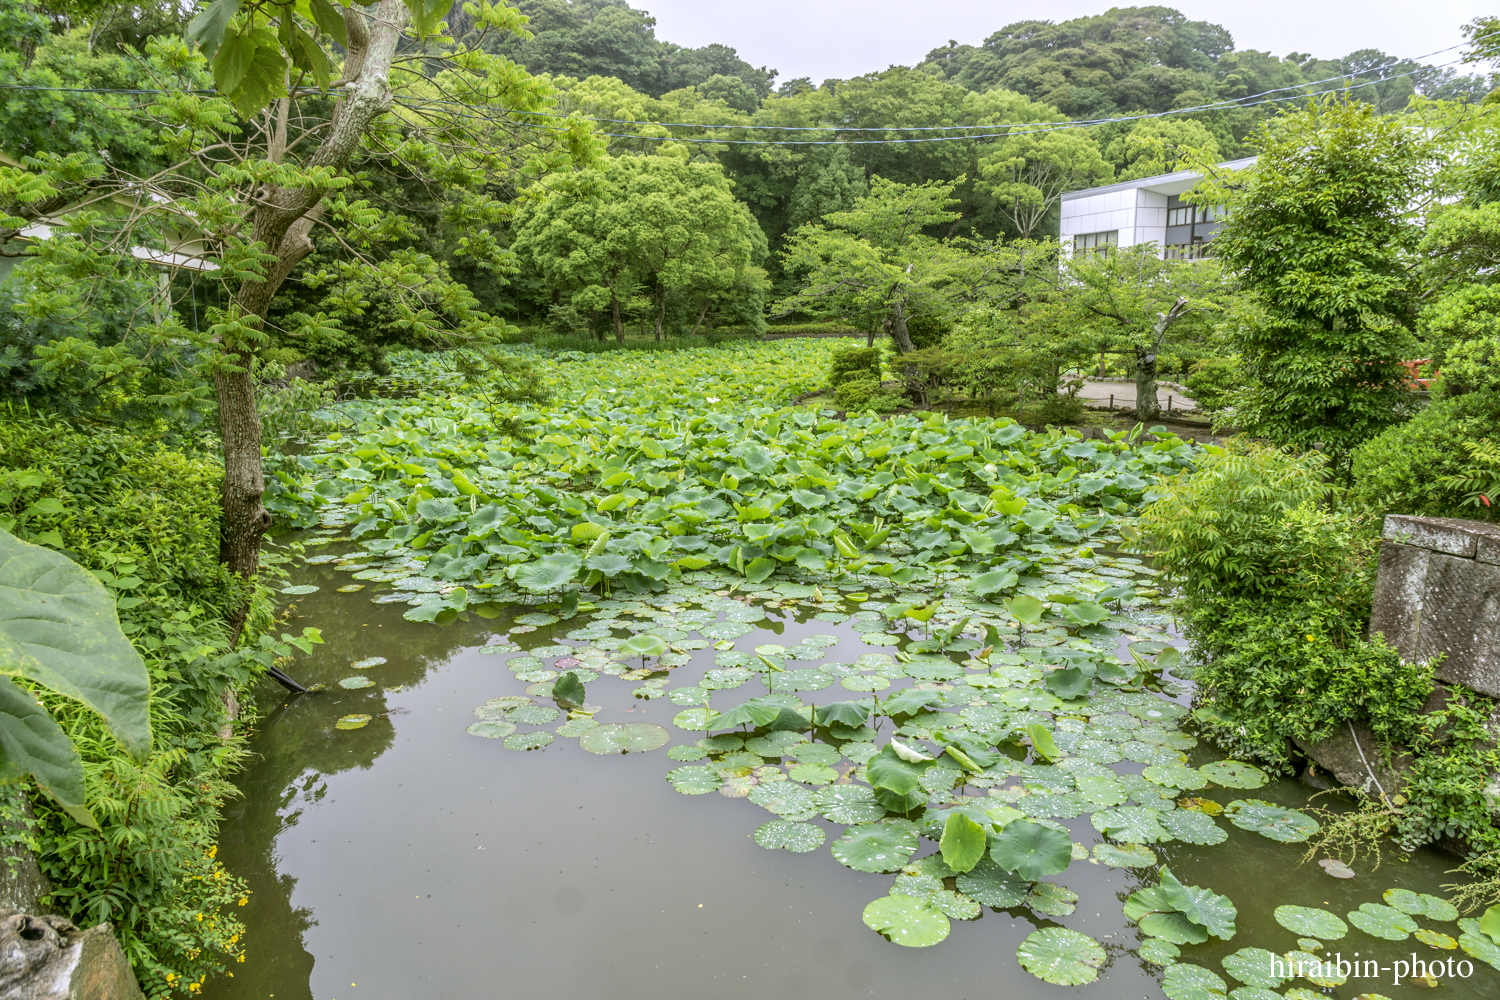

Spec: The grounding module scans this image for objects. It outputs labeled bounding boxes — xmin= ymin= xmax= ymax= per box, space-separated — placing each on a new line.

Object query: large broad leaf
xmin=1159 ymin=867 xmax=1237 ymax=940
xmin=968 ymin=570 xmax=1017 ymax=597
xmin=939 ymin=813 xmax=988 ymax=873
xmin=865 ymin=744 xmax=928 ymax=795
xmin=1004 ymin=594 xmax=1045 ymax=624
xmin=831 ymin=823 xmax=919 ymax=873
xmin=1273 ymin=905 xmax=1347 ymax=940
xmin=814 ymin=699 xmax=873 ymax=728
xmin=619 ymin=633 xmax=668 ymax=658
xmin=954 ymin=857 xmax=1029 ymax=907
xmin=882 ymin=688 xmax=944 ymax=717
xmin=989 ymin=820 xmax=1071 ymax=880
xmin=1222 ymin=947 xmax=1286 ymax=989
xmin=513 ymin=554 xmax=582 ymax=592
xmin=0 ymin=528 xmax=150 ymax=757
xmin=1224 ymin=799 xmax=1319 ymax=843
xmin=817 ymin=784 xmax=886 ymax=824
xmin=577 ymin=723 xmax=668 ymax=755
xmin=1346 ymin=902 xmax=1418 ymax=941
xmin=1016 ymin=927 xmax=1105 ymax=985
xmin=0 ymin=675 xmax=95 ymax=828
xmin=1161 ymin=962 xmax=1228 ymax=1000
xmin=185 ymin=0 xmax=241 ymax=56
xmin=717 ymin=698 xmax=786 ymax=729
xmin=862 ymin=895 xmax=950 ymax=947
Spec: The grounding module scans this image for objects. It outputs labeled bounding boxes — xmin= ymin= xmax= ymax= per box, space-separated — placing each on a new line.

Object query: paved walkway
xmin=1075 ymin=380 xmax=1197 ymax=412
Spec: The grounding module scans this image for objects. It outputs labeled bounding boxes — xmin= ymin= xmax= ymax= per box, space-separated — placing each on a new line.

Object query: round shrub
xmin=1349 ymin=390 xmax=1500 ymax=520
xmin=1436 ymin=335 xmax=1500 ymax=397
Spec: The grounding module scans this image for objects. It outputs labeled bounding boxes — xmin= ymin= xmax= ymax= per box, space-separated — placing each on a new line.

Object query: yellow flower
xmin=237 ymin=898 xmax=247 ymax=906
xmin=1305 ymin=635 xmax=1315 ymax=641
xmin=237 ymin=954 xmax=246 ymax=963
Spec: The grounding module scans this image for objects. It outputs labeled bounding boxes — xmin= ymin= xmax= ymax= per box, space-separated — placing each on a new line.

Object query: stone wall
xmin=1368 ymin=514 xmax=1500 ymax=698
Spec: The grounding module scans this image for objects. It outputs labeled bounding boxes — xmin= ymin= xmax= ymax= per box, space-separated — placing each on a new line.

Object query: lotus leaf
xmin=787 ymin=762 xmax=837 ymax=784
xmin=862 ymin=895 xmax=950 ymax=948
xmin=578 ymin=723 xmax=669 ymax=755
xmin=1459 ymin=918 xmax=1500 ymax=970
xmin=672 ymin=708 xmax=720 ymax=731
xmin=1155 ymin=867 xmax=1236 ymax=939
xmin=1224 ymin=800 xmax=1319 ymax=842
xmin=1140 ymin=937 xmax=1181 ymax=966
xmin=1093 ymin=842 xmax=1157 ymax=867
xmin=350 ymin=657 xmax=387 ymax=669
xmin=719 ymin=773 xmax=757 ymax=797
xmin=1415 ymin=928 xmax=1457 ymax=949
xmin=1027 ymin=880 xmax=1078 ymax=916
xmin=1382 ymin=888 xmax=1458 ymax=921
xmin=1143 ymin=763 xmax=1209 ymax=790
xmin=816 ymin=784 xmax=886 ymax=824
xmin=938 ymin=813 xmax=988 ymax=873
xmin=1283 ymin=950 xmax=1345 ymax=987
xmin=466 ymin=720 xmax=515 ymax=738
xmin=831 ymin=823 xmax=920 ymax=873
xmin=1346 ymin=902 xmax=1418 ymax=941
xmin=507 ymin=705 xmax=561 ymax=726
xmin=336 ymin=714 xmax=373 ymax=731
xmin=1015 ymin=927 xmax=1104 ymax=985
xmin=747 ymin=782 xmax=818 ymax=819
xmin=1162 ymin=963 xmax=1229 ymax=1000
xmin=1199 ymin=760 xmax=1269 ymax=789
xmin=1090 ymin=806 xmax=1169 ymax=844
xmin=953 ymin=857 xmax=1029 ymax=908
xmin=667 ymin=765 xmax=721 ymax=794
xmin=1076 ymin=773 xmax=1128 ymax=807
xmin=557 ymin=717 xmax=600 ymax=738
xmin=502 ymin=731 xmax=553 ymax=750
xmin=989 ymin=820 xmax=1071 ymax=880
xmin=619 ymin=634 xmax=668 ymax=658
xmin=754 ymin=820 xmax=824 ymax=853
xmin=337 ymin=676 xmax=375 ymax=689
xmin=1158 ymin=809 xmax=1228 ymax=846
xmin=1273 ymin=905 xmax=1348 ymax=940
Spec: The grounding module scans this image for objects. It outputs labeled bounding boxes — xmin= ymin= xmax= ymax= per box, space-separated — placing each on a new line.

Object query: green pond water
xmin=203 ymin=557 xmax=1499 ymax=1000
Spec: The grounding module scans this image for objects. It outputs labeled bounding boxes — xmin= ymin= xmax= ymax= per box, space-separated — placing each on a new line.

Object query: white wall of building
xmin=1059 ymin=157 xmax=1256 ymax=256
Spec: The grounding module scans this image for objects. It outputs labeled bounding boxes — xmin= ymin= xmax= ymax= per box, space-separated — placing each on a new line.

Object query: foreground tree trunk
xmin=611 ymin=290 xmax=624 ymax=343
xmin=217 ymin=0 xmax=410 ymax=641
xmin=1133 ymin=296 xmax=1190 ymax=424
xmin=653 ymin=284 xmax=665 ymax=341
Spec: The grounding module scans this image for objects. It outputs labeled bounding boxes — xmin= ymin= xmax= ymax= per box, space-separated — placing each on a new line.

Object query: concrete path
xmin=1075 ymin=380 xmax=1197 ymax=412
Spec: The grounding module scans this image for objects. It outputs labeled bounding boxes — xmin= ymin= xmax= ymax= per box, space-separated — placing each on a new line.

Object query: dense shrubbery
xmin=1139 ymin=442 xmax=1500 ymax=854
xmin=825 ymin=345 xmax=902 ymax=412
xmin=1348 ymin=391 xmax=1500 ymax=522
xmin=0 ymin=411 xmax=274 ymax=996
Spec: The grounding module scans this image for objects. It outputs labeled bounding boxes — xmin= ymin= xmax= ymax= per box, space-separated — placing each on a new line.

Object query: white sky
xmin=638 ymin=1 xmax=1494 ymax=82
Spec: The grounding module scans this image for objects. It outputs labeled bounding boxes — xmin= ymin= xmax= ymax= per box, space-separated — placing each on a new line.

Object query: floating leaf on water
xmin=862 ymin=895 xmax=950 ymax=948
xmin=502 ymin=731 xmax=554 ymax=751
xmin=667 ymin=765 xmax=721 ymax=795
xmin=351 ymin=656 xmax=388 ymax=669
xmin=1221 ymin=947 xmax=1285 ymax=989
xmin=1158 ymin=866 xmax=1237 ymax=940
xmin=1162 ymin=962 xmax=1228 ymax=1000
xmin=666 ymin=744 xmax=709 ymax=761
xmin=338 ymin=676 xmax=375 ymax=689
xmin=337 ymin=584 xmax=365 ymax=592
xmin=1158 ymin=809 xmax=1228 ymax=846
xmin=939 ymin=813 xmax=989 ymax=874
xmin=1459 ymin=917 xmax=1500 ymax=970
xmin=989 ymin=820 xmax=1071 ymax=880
xmin=1319 ymin=858 xmax=1356 ymax=879
xmin=336 ymin=714 xmax=372 ymax=730
xmin=1015 ymin=927 xmax=1104 ymax=985
xmin=831 ymin=823 xmax=920 ymax=873
xmin=1090 ymin=806 xmax=1169 ymax=844
xmin=281 ymin=585 xmax=320 ymax=595
xmin=1346 ymin=902 xmax=1418 ymax=941
xmin=719 ymin=773 xmax=757 ymax=797
xmin=1274 ymin=905 xmax=1348 ymax=940
xmin=699 ymin=734 xmax=744 ymax=752
xmin=508 ymin=705 xmax=562 ymax=726
xmin=1199 ymin=760 xmax=1269 ymax=789
xmin=1283 ymin=950 xmax=1345 ymax=987
xmin=1135 ymin=937 xmax=1182 ymax=970
xmin=1414 ymin=928 xmax=1458 ymax=950
xmin=1224 ymin=800 xmax=1320 ymax=843
xmin=788 ymin=762 xmax=838 ymax=785
xmin=1093 ymin=842 xmax=1157 ymax=867
xmin=954 ymin=857 xmax=1029 ymax=908
xmin=754 ymin=820 xmax=825 ymax=853
xmin=1295 ymin=939 xmax=1322 ymax=953
xmin=1143 ymin=763 xmax=1209 ymax=790
xmin=749 ymin=782 xmax=818 ymax=819
xmin=1075 ymin=773 xmax=1128 ymax=807
xmin=557 ymin=717 xmax=600 ymax=738
xmin=672 ymin=707 xmax=721 ymax=731
xmin=578 ymin=723 xmax=670 ymax=755
xmin=1027 ymin=880 xmax=1078 ymax=917
xmin=1227 ymin=989 xmax=1282 ymax=1000
xmin=466 ymin=720 xmax=516 ymax=739
xmin=1382 ymin=888 xmax=1458 ymax=921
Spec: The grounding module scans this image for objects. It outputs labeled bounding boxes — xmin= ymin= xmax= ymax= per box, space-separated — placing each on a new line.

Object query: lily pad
xmin=817 ymin=784 xmax=887 ymax=824
xmin=990 ymin=820 xmax=1072 ymax=879
xmin=666 ymin=744 xmax=709 ymax=761
xmin=1093 ymin=842 xmax=1158 ymax=867
xmin=667 ymin=765 xmax=721 ymax=795
xmin=1346 ymin=902 xmax=1418 ymax=941
xmin=862 ymin=895 xmax=950 ymax=948
xmin=1284 ymin=950 xmax=1344 ymax=987
xmin=1090 ymin=806 xmax=1169 ymax=844
xmin=280 ymin=584 xmax=320 ymax=595
xmin=508 ymin=704 xmax=562 ymax=726
xmin=337 ymin=676 xmax=375 ymax=689
xmin=1459 ymin=918 xmax=1500 ymax=970
xmin=1027 ymin=880 xmax=1078 ymax=917
xmin=557 ymin=717 xmax=600 ymax=738
xmin=502 ymin=731 xmax=554 ymax=750
xmin=754 ymin=820 xmax=825 ymax=853
xmin=350 ymin=657 xmax=387 ymax=669
xmin=578 ymin=723 xmax=670 ymax=755
xmin=954 ymin=857 xmax=1029 ymax=908
xmin=1382 ymin=888 xmax=1458 ymax=921
xmin=465 ymin=720 xmax=515 ymax=739
xmin=1016 ymin=927 xmax=1105 ymax=985
xmin=1140 ymin=937 xmax=1181 ymax=966
xmin=1414 ymin=928 xmax=1458 ymax=950
xmin=1199 ymin=760 xmax=1268 ymax=789
xmin=1274 ymin=905 xmax=1348 ymax=940
xmin=1159 ymin=866 xmax=1237 ymax=940
xmin=788 ymin=762 xmax=838 ymax=784
xmin=336 ymin=714 xmax=373 ymax=731
xmin=1143 ymin=763 xmax=1209 ymax=790
xmin=1222 ymin=947 xmax=1285 ymax=989
xmin=831 ymin=823 xmax=920 ymax=873
xmin=1158 ymin=809 xmax=1228 ymax=846
xmin=748 ymin=782 xmax=818 ymax=819
xmin=1162 ymin=963 xmax=1229 ymax=1000
xmin=1224 ymin=800 xmax=1319 ymax=843
xmin=1319 ymin=858 xmax=1356 ymax=879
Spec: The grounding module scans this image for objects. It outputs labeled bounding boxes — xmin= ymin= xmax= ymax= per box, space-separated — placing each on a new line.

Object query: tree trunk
xmin=689 ymin=300 xmax=709 ymax=337
xmin=611 ymin=289 xmax=624 ymax=343
xmin=215 ymin=0 xmax=410 ymax=644
xmin=1134 ymin=347 xmax=1161 ymax=422
xmin=653 ymin=284 xmax=665 ymax=341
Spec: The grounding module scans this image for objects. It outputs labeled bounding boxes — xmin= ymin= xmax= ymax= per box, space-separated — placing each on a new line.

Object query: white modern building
xmin=1059 ymin=156 xmax=1257 ymax=258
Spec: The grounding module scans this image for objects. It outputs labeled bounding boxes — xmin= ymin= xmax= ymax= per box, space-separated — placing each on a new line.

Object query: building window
xmin=1168 ymin=204 xmax=1223 ymax=226
xmin=1164 ymin=241 xmax=1211 ymax=260
xmin=1167 ymin=206 xmax=1193 ymax=227
xmin=1074 ymin=230 xmax=1118 ymax=254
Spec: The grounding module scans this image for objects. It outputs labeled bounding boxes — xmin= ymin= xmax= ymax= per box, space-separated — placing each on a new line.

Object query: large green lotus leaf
xmin=466 ymin=720 xmax=516 ymax=739
xmin=1414 ymin=928 xmax=1457 ymax=949
xmin=1143 ymin=762 xmax=1209 ymax=790
xmin=865 ymin=745 xmax=927 ymax=795
xmin=1481 ymin=905 xmax=1500 ymax=943
xmin=672 ymin=707 xmax=720 ymax=731
xmin=989 ymin=820 xmax=1071 ymax=880
xmin=890 ymin=880 xmax=981 ymax=922
xmin=1075 ymin=773 xmax=1127 ymax=807
xmin=754 ymin=820 xmax=824 ymax=853
xmin=1382 ymin=888 xmax=1459 ymax=922
xmin=1142 ymin=911 xmax=1211 ymax=945
xmin=1162 ymin=962 xmax=1228 ymax=1000
xmin=513 ymin=553 xmax=581 ymax=592
xmin=1224 ymin=800 xmax=1319 ymax=843
xmin=1281 ymin=950 xmax=1344 ymax=987
xmin=0 ymin=674 xmax=94 ymax=827
xmin=787 ymin=762 xmax=837 ymax=784
xmin=1139 ymin=937 xmax=1181 ymax=966
xmin=831 ymin=823 xmax=919 ymax=873
xmin=1090 ymin=806 xmax=1169 ymax=844
xmin=1027 ymin=880 xmax=1078 ymax=917
xmin=1015 ymin=927 xmax=1104 ymax=985
xmin=1199 ymin=760 xmax=1268 ymax=789
xmin=1159 ymin=867 xmax=1236 ymax=939
xmin=954 ymin=857 xmax=1029 ymax=908
xmin=789 ymin=742 xmax=841 ymax=766
xmin=816 ymin=783 xmax=886 ymax=824
xmin=1273 ymin=905 xmax=1347 ymax=940
xmin=862 ymin=895 xmax=950 ymax=948
xmin=667 ymin=765 xmax=721 ymax=794
xmin=747 ymin=782 xmax=818 ymax=819
xmin=1092 ymin=842 xmax=1157 ymax=867
xmin=1158 ymin=808 xmax=1228 ymax=846
xmin=508 ymin=704 xmax=560 ymax=725
xmin=577 ymin=723 xmax=669 ymax=755
xmin=938 ymin=813 xmax=988 ymax=874
xmin=619 ymin=633 xmax=668 ymax=658
xmin=0 ymin=529 xmax=151 ymax=757
xmin=502 ymin=731 xmax=553 ymax=750
xmin=1346 ymin=902 xmax=1418 ymax=941
xmin=1221 ymin=947 xmax=1284 ymax=988
xmin=717 ymin=699 xmax=785 ymax=729
xmin=1459 ymin=918 xmax=1500 ymax=971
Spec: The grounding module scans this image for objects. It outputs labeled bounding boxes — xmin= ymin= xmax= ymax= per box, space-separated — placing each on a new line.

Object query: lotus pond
xmin=207 ymin=342 xmax=1500 ymax=999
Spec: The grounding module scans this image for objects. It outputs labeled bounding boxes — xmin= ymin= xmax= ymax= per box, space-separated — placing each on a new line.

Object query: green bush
xmin=1182 ymin=355 xmax=1242 ymax=416
xmin=1348 ymin=390 xmax=1500 ymax=521
xmin=826 ymin=346 xmax=881 ymax=388
xmin=1032 ymin=393 xmax=1086 ymax=425
xmin=1436 ymin=335 xmax=1500 ymax=397
xmin=0 ymin=410 xmax=266 ymax=996
xmin=832 ymin=374 xmax=902 ymax=412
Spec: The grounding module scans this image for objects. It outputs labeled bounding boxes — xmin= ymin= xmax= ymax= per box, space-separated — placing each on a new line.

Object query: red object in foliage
xmin=1400 ymin=359 xmax=1436 ymax=390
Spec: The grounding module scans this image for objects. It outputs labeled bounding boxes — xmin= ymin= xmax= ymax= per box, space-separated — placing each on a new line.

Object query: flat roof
xmin=1062 ymin=156 xmax=1258 ymax=202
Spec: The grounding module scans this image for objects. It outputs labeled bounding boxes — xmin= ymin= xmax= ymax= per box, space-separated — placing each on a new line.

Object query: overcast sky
xmin=638 ymin=1 xmax=1494 ymax=82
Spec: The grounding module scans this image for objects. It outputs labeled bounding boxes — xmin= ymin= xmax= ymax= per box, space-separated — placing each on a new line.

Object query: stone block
xmin=0 ymin=908 xmax=144 ymax=1000
xmin=1368 ymin=541 xmax=1430 ymax=654
xmin=1416 ymin=552 xmax=1500 ymax=697
xmin=1292 ymin=721 xmax=1411 ymax=799
xmin=1380 ymin=514 xmax=1495 ymax=557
